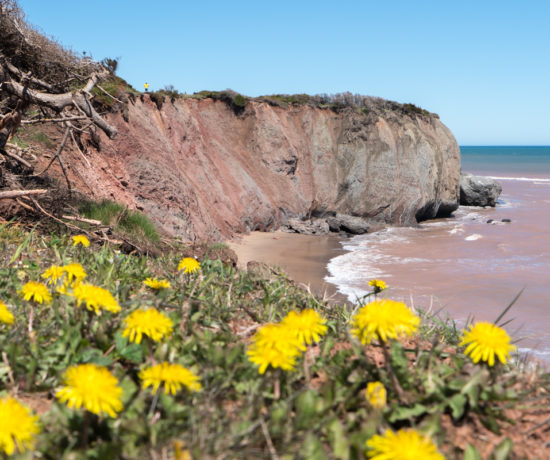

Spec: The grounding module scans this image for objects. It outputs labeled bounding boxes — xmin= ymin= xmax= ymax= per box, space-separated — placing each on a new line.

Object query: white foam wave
xmin=518 ymin=347 xmax=550 ymax=363
xmin=488 ymin=176 xmax=550 ymax=183
xmin=449 ymin=225 xmax=464 ymax=234
xmin=464 ymin=234 xmax=482 ymax=241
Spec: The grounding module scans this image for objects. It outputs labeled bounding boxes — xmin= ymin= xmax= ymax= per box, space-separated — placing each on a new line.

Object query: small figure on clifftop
xmin=144 ymin=82 xmax=149 ymax=92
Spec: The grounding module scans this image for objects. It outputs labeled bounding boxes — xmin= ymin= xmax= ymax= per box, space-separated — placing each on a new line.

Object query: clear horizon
xmin=18 ymin=0 xmax=550 ymax=145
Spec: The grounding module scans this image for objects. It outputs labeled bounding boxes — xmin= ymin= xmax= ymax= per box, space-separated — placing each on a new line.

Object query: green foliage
xmin=101 ymin=57 xmax=120 ymax=74
xmin=78 ymin=199 xmax=159 ymax=243
xmin=91 ymin=76 xmax=137 ymax=110
xmin=0 ymin=224 xmax=542 ymax=458
xmin=12 ymin=126 xmax=53 ymax=149
xmin=189 ymin=90 xmax=248 ymax=114
xmin=29 ymin=130 xmax=54 ymax=148
xmin=233 ymin=93 xmax=247 ymax=108
xmin=259 ymin=93 xmax=313 ymax=107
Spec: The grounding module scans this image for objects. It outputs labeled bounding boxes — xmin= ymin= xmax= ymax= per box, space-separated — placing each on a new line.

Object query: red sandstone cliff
xmin=66 ymin=96 xmax=460 ymax=241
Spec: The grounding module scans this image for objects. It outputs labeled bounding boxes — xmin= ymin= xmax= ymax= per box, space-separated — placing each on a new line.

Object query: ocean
xmin=325 ymin=146 xmax=550 ymax=361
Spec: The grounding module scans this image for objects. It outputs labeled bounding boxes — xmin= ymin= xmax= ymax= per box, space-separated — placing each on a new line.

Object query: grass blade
xmin=494 ymin=288 xmax=524 ymax=326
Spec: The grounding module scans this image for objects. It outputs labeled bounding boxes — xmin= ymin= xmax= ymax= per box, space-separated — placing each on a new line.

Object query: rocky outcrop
xmin=460 ymin=173 xmax=502 ymax=207
xmin=282 ymin=218 xmax=330 ymax=235
xmin=325 ymin=214 xmax=369 ymax=234
xmin=66 ymin=96 xmax=461 ymax=241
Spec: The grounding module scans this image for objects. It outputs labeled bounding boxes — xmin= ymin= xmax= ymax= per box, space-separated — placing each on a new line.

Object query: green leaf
xmin=461 ymin=368 xmax=490 ymax=409
xmin=464 ymin=444 xmax=483 ymax=460
xmin=388 ymin=404 xmax=428 ymax=422
xmin=448 ymin=393 xmax=467 ymax=420
xmin=480 ymin=414 xmax=501 ymax=435
xmin=295 ymin=389 xmax=318 ymax=429
xmin=300 ymin=433 xmax=329 ymax=460
xmin=9 ymin=230 xmax=32 ymax=265
xmin=79 ymin=348 xmax=113 ymax=366
xmin=114 ymin=331 xmax=143 ymax=363
xmin=489 ymin=438 xmax=513 ymax=460
xmin=327 ymin=418 xmax=350 ymax=460
xmin=120 ymin=375 xmax=138 ymax=405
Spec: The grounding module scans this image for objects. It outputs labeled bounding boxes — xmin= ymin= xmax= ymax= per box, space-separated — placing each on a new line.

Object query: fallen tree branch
xmin=0 ymin=189 xmax=47 ymax=199
xmin=0 ymin=54 xmax=56 ymax=92
xmin=21 ymin=115 xmax=89 ymax=124
xmin=96 ymin=84 xmax=124 ymax=104
xmin=62 ymin=215 xmax=103 ymax=226
xmin=31 ymin=126 xmax=71 ymax=177
xmin=65 ymin=120 xmax=91 ymax=167
xmin=0 ymin=70 xmax=117 ymax=138
xmin=2 ymin=148 xmax=32 ymax=168
xmin=29 ymin=196 xmax=85 ymax=233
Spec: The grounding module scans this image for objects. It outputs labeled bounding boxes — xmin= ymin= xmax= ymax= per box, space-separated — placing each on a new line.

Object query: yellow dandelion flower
xmin=72 ymin=234 xmax=90 ymax=248
xmin=247 ymin=323 xmax=305 ymax=374
xmin=56 ymin=364 xmax=123 ymax=418
xmin=173 ymin=441 xmax=192 ymax=460
xmin=0 ymin=301 xmax=14 ymax=326
xmin=369 ymin=279 xmax=387 ymax=292
xmin=72 ymin=283 xmax=121 ymax=314
xmin=178 ymin=257 xmax=200 ymax=274
xmin=41 ymin=265 xmax=65 ymax=285
xmin=281 ymin=309 xmax=328 ymax=346
xmin=139 ymin=362 xmax=202 ymax=395
xmin=365 ymin=381 xmax=387 ymax=410
xmin=366 ymin=429 xmax=444 ymax=460
xmin=350 ymin=299 xmax=420 ymax=344
xmin=143 ymin=277 xmax=171 ymax=290
xmin=460 ymin=321 xmax=516 ymax=366
xmin=122 ymin=308 xmax=173 ymax=344
xmin=19 ymin=281 xmax=52 ymax=304
xmin=63 ymin=263 xmax=87 ymax=283
xmin=0 ymin=396 xmax=40 ymax=456
xmin=56 ymin=281 xmax=71 ymax=295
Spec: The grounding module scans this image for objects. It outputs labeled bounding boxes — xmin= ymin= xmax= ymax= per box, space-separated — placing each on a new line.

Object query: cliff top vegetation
xmin=146 ymin=87 xmax=437 ymax=120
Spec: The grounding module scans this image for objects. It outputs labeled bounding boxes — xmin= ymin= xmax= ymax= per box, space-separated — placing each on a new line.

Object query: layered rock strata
xmin=72 ymin=97 xmax=461 ymax=241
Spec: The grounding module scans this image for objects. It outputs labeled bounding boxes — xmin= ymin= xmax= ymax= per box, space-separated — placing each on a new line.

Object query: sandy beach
xmin=227 ymin=230 xmax=347 ymax=302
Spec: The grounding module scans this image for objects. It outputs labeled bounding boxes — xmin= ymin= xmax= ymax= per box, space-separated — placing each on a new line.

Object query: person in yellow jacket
xmin=144 ymin=82 xmax=149 ymax=92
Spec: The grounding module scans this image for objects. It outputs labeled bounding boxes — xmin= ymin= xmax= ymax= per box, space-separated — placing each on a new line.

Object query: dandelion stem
xmin=80 ymin=411 xmax=90 ymax=448
xmin=147 ymin=339 xmax=156 ymax=365
xmin=382 ymin=343 xmax=405 ymax=401
xmin=149 ymin=388 xmax=161 ymax=418
xmin=27 ymin=304 xmax=34 ymax=341
xmin=303 ymin=349 xmax=311 ymax=385
xmin=273 ymin=371 xmax=280 ymax=400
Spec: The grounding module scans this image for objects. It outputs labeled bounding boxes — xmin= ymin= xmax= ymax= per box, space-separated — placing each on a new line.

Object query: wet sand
xmin=227 ymin=231 xmax=347 ymax=302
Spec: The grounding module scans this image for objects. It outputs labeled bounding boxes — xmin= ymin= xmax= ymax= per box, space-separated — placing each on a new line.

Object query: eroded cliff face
xmin=75 ymin=97 xmax=460 ymax=241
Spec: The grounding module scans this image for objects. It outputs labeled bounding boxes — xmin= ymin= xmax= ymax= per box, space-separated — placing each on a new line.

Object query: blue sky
xmin=19 ymin=0 xmax=550 ymax=145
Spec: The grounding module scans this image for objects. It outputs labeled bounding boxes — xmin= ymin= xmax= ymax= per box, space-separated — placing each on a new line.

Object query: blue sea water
xmin=326 ymin=146 xmax=550 ymax=361
xmin=461 ymin=146 xmax=550 ymax=176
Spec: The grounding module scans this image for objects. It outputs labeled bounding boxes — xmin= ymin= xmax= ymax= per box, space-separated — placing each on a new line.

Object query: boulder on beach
xmin=326 ymin=214 xmax=372 ymax=234
xmin=459 ymin=173 xmax=502 ymax=207
xmin=282 ymin=218 xmax=330 ymax=235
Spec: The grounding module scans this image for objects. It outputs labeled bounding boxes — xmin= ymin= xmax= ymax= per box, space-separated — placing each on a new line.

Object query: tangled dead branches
xmin=0 ymin=0 xmax=117 ymax=219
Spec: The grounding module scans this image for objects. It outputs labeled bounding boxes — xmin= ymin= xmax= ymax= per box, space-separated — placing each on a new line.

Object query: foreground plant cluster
xmin=0 ymin=224 xmax=543 ymax=459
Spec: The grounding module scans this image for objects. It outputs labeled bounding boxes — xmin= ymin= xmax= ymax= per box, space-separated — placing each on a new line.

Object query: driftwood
xmin=0 ymin=188 xmax=47 ymax=199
